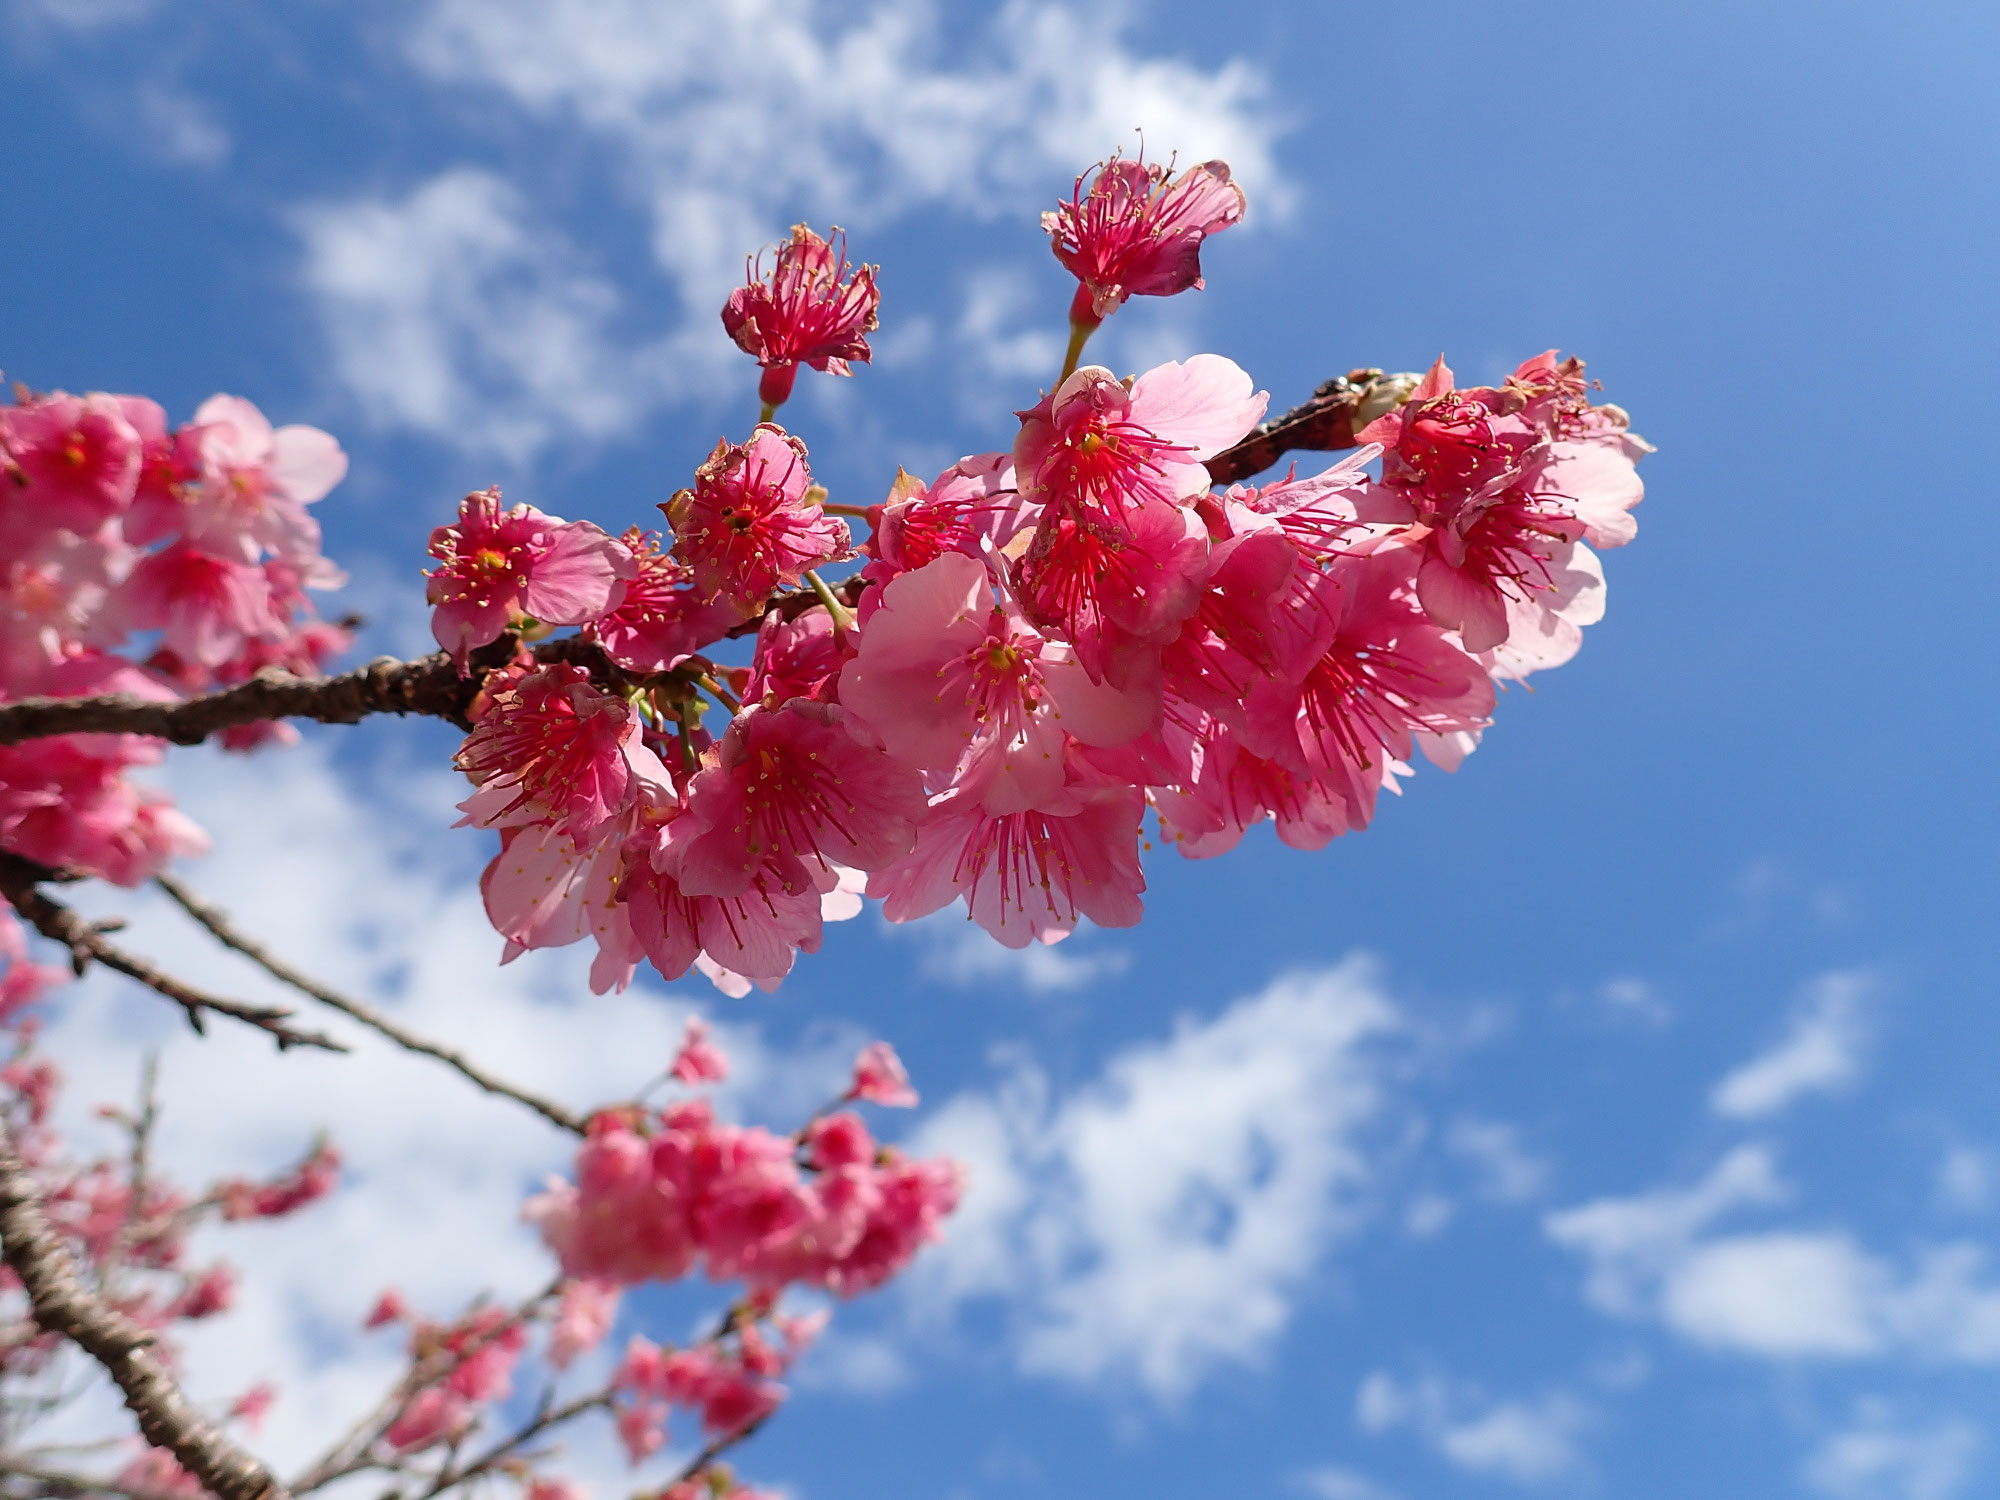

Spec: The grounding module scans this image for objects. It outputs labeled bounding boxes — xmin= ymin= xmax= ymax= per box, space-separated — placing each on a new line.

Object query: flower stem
xmin=696 ymin=673 xmax=741 ymax=714
xmin=757 ymin=401 xmax=777 ymax=425
xmin=821 ymin=502 xmax=874 ymax=519
xmin=803 ymin=568 xmax=853 ymax=641
xmin=1057 ymin=320 xmax=1093 ymax=385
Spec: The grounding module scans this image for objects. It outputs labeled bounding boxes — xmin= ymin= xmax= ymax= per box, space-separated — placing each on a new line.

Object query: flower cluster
xmin=0 ymin=389 xmax=351 ymax=883
xmin=439 ymin=151 xmax=1649 ymax=995
xmin=526 ymin=1035 xmax=956 ymax=1298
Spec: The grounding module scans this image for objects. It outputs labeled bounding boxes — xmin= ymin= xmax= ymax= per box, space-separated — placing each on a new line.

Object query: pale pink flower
xmin=673 ymin=700 xmax=925 ymax=901
xmin=527 ymin=1479 xmax=589 ymax=1500
xmin=840 ymin=552 xmax=1154 ymax=813
xmin=668 ymin=1016 xmax=729 ymax=1085
xmin=180 ymin=394 xmax=347 ymax=564
xmin=584 ymin=528 xmax=744 ymax=674
xmin=384 ymin=1386 xmax=470 ymax=1452
xmin=616 ymin=1399 xmax=670 ymax=1464
xmin=622 ymin=839 xmax=827 ymax=991
xmin=111 ymin=543 xmax=281 ymax=667
xmin=426 ymin=487 xmax=636 ymax=668
xmin=868 ymin=767 xmax=1145 ymax=946
xmin=1044 ymin=153 xmax=1245 ymax=325
xmin=846 ymin=1042 xmax=917 ymax=1108
xmin=1244 ymin=549 xmax=1494 ymax=829
xmin=478 ymin=821 xmax=643 ymax=996
xmin=455 ymin=663 xmax=675 ymax=847
xmin=1152 ymin=723 xmax=1354 ymax=857
xmin=0 ymin=391 xmax=141 ymax=536
xmin=549 ymin=1279 xmax=620 ymax=1369
xmin=721 ymin=225 xmax=881 ymax=409
xmin=113 ymin=1447 xmax=207 ymax=1499
xmin=665 ymin=426 xmax=848 ymax=613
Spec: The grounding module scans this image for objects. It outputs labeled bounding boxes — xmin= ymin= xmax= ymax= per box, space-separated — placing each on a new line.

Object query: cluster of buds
xmin=0 ymin=388 xmax=351 ymax=882
xmin=437 ymin=153 xmax=1649 ymax=995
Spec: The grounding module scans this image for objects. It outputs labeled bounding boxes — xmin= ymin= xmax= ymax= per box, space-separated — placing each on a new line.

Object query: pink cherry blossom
xmin=548 ymin=1279 xmax=621 ymax=1369
xmin=455 ymin=663 xmax=675 ymax=847
xmin=426 ymin=487 xmax=636 ymax=668
xmin=804 ymin=1110 xmax=878 ymax=1168
xmin=744 ymin=605 xmax=841 ymax=705
xmin=846 ymin=1043 xmax=917 ymax=1108
xmin=840 ymin=552 xmax=1154 ymax=813
xmin=669 ymin=1016 xmax=729 ymax=1085
xmin=178 ymin=394 xmax=347 ymax=564
xmin=110 ymin=542 xmax=281 ymax=668
xmin=869 ymin=766 xmax=1145 ymax=947
xmin=1044 ymin=153 xmax=1245 ymax=325
xmin=673 ymin=700 xmax=925 ymax=901
xmin=584 ymin=527 xmax=744 ymax=674
xmin=0 ymin=391 xmax=141 ymax=537
xmin=665 ymin=427 xmax=848 ymax=613
xmin=621 ymin=831 xmax=828 ymax=991
xmin=384 ymin=1385 xmax=469 ymax=1452
xmin=721 ymin=224 xmax=881 ymax=409
xmin=863 ymin=452 xmax=1032 ymax=590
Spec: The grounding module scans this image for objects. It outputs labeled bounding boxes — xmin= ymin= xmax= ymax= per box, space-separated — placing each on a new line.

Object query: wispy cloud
xmin=1803 ymin=1403 xmax=1981 ymax=1500
xmin=906 ymin=960 xmax=1398 ymax=1399
xmin=1356 ymin=1370 xmax=1591 ymax=1486
xmin=1711 ymin=970 xmax=1876 ymax=1120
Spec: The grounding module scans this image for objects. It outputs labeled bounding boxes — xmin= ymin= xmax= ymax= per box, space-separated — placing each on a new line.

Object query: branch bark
xmin=153 ymin=875 xmax=583 ymax=1136
xmin=0 ymin=1119 xmax=291 ymax=1500
xmin=1202 ymin=367 xmax=1419 ymax=486
xmin=0 ymin=856 xmax=346 ymax=1055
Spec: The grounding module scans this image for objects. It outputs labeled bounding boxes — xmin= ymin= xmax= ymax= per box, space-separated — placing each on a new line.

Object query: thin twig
xmin=0 ymin=1456 xmax=196 ymax=1500
xmin=414 ymin=1390 xmax=614 ymax=1500
xmin=0 ymin=856 xmax=345 ymax=1055
xmin=0 ymin=1118 xmax=291 ymax=1500
xmin=152 ymin=876 xmax=583 ymax=1136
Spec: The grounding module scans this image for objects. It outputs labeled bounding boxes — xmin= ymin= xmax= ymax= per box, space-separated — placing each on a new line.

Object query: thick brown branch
xmin=0 ymin=855 xmax=346 ymax=1055
xmin=1203 ymin=367 xmax=1421 ymax=486
xmin=153 ymin=875 xmax=583 ymax=1136
xmin=0 ymin=1119 xmax=291 ymax=1500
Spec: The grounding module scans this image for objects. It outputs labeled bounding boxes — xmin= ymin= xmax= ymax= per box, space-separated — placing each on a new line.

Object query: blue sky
xmin=7 ymin=1 xmax=2000 ymax=1497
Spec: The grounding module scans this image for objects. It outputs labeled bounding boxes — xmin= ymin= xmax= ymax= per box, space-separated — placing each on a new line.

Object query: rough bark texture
xmin=0 ymin=1119 xmax=292 ymax=1500
xmin=1203 ymin=367 xmax=1420 ymax=486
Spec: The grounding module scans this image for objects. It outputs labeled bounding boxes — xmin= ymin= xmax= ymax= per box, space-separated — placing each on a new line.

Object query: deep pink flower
xmin=744 ymin=605 xmax=841 ymax=705
xmin=846 ymin=1042 xmax=917 ymax=1108
xmin=455 ymin=663 xmax=674 ymax=847
xmin=1044 ymin=153 xmax=1245 ymax=326
xmin=179 ymin=394 xmax=347 ymax=564
xmin=863 ymin=453 xmax=1032 ymax=590
xmin=840 ymin=553 xmax=1155 ymax=813
xmin=669 ymin=1016 xmax=729 ymax=1085
xmin=0 ymin=391 xmax=140 ymax=536
xmin=665 ymin=427 xmax=848 ymax=613
xmin=426 ymin=488 xmax=636 ymax=668
xmin=384 ymin=1386 xmax=469 ymax=1452
xmin=722 ymin=225 xmax=881 ymax=409
xmin=673 ymin=700 xmax=925 ymax=901
xmin=868 ymin=766 xmax=1145 ymax=946
xmin=620 ymin=831 xmax=828 ymax=990
xmin=804 ymin=1110 xmax=878 ymax=1168
xmin=584 ymin=527 xmax=744 ymax=674
xmin=823 ymin=1153 xmax=963 ymax=1295
xmin=364 ymin=1290 xmax=410 ymax=1329
xmin=117 ymin=396 xmax=207 ymax=548
xmin=1152 ymin=723 xmax=1355 ymax=856
xmin=1244 ymin=549 xmax=1494 ymax=829
xmin=1359 ymin=358 xmax=1540 ymax=516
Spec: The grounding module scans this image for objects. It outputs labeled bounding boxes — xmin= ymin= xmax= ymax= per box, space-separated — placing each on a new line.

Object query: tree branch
xmin=1203 ymin=367 xmax=1420 ymax=486
xmin=0 ymin=855 xmax=346 ymax=1055
xmin=152 ymin=875 xmax=584 ymax=1136
xmin=0 ymin=1119 xmax=291 ymax=1500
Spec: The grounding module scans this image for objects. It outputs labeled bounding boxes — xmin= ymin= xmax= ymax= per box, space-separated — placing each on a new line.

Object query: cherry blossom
xmin=847 ymin=1042 xmax=918 ymax=1107
xmin=426 ymin=487 xmax=636 ymax=667
xmin=1044 ymin=153 xmax=1246 ymax=326
xmin=665 ymin=426 xmax=849 ymax=613
xmin=722 ymin=224 xmax=881 ymax=411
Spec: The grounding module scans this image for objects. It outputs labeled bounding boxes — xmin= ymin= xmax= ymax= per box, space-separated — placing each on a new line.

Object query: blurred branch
xmin=1203 ymin=367 xmax=1418 ymax=486
xmin=0 ymin=1119 xmax=292 ymax=1500
xmin=0 ymin=855 xmax=346 ymax=1055
xmin=153 ymin=875 xmax=584 ymax=1136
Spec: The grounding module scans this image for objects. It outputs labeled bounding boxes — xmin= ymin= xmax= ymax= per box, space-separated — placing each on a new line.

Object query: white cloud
xmin=291 ymin=169 xmax=671 ymax=465
xmin=1356 ymin=1371 xmax=1590 ymax=1486
xmin=1446 ymin=1118 xmax=1549 ymax=1204
xmin=278 ymin=0 xmax=1286 ymax=458
xmin=1711 ymin=970 xmax=1875 ymax=1120
xmin=1804 ymin=1404 xmax=1982 ymax=1500
xmin=33 ymin=735 xmax=868 ymax=1488
xmin=1595 ymin=975 xmax=1671 ymax=1025
xmin=906 ymin=961 xmax=1398 ymax=1399
xmin=1936 ymin=1144 xmax=1992 ymax=1214
xmin=1547 ymin=1148 xmax=2000 ymax=1364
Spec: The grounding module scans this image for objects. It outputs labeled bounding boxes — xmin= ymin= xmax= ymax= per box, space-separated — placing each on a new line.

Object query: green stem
xmin=758 ymin=401 xmax=777 ymax=425
xmin=803 ymin=569 xmax=853 ymax=639
xmin=1057 ymin=320 xmax=1094 ymax=385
